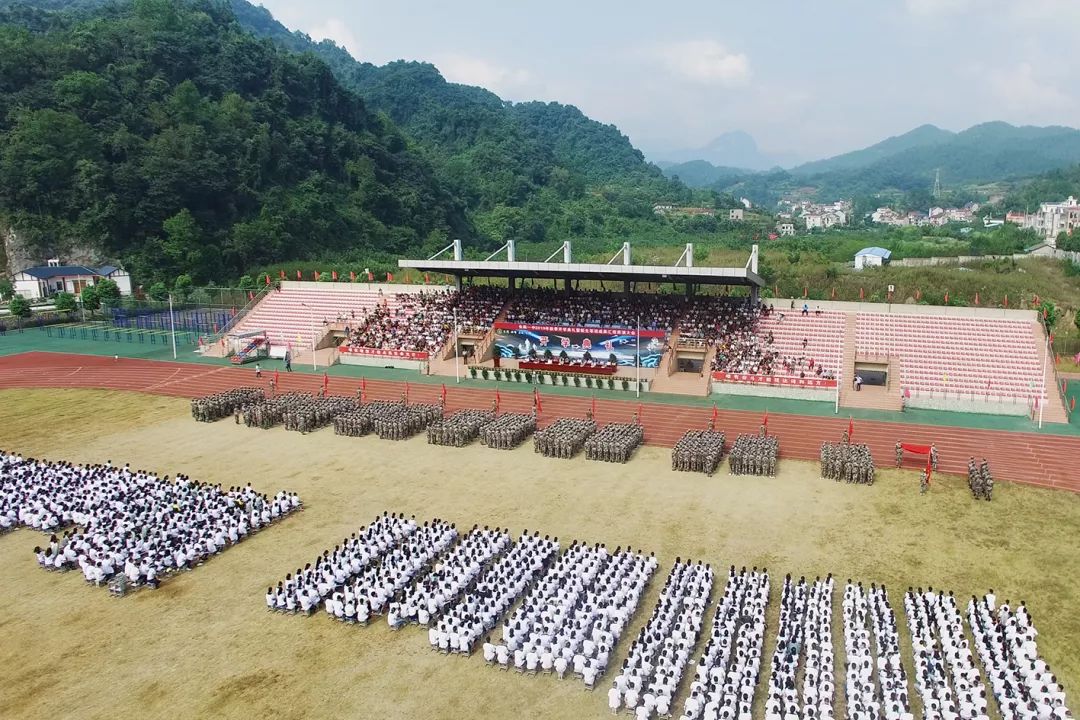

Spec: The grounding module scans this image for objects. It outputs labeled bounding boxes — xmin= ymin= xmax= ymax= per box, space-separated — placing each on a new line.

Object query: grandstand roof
xmin=396 ymin=259 xmax=765 ymax=287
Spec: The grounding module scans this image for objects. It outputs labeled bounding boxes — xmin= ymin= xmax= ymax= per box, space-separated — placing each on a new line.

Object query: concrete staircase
xmin=839 ymin=312 xmax=902 ymax=412
xmin=1034 ymin=323 xmax=1069 ymax=424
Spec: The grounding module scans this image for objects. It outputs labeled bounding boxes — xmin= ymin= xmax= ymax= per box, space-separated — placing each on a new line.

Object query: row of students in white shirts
xmin=6 ymin=452 xmax=301 ymax=590
xmin=497 ymin=543 xmax=656 ymax=687
xmin=905 ymin=587 xmax=990 ymax=720
xmin=388 ymin=526 xmax=511 ymax=627
xmin=766 ymin=574 xmax=837 ymax=720
xmin=681 ymin=566 xmax=770 ymax=720
xmin=842 ymin=582 xmax=913 ymax=720
xmin=609 ymin=560 xmax=714 ymax=719
xmin=267 ymin=512 xmax=415 ymax=613
xmin=347 ymin=519 xmax=458 ymax=623
xmin=434 ymin=532 xmax=559 ymax=655
xmin=967 ymin=594 xmax=1071 ymax=720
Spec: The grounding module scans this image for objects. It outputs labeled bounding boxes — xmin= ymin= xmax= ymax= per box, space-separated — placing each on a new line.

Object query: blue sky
xmin=256 ymin=0 xmax=1080 ymax=162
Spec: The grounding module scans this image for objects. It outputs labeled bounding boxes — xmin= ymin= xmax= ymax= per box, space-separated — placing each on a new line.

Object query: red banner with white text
xmin=340 ymin=346 xmax=429 ymax=360
xmin=712 ymin=371 xmax=837 ymax=389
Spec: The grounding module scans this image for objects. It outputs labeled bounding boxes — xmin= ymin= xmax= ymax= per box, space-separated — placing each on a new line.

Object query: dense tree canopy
xmin=0 ymin=0 xmax=469 ymax=283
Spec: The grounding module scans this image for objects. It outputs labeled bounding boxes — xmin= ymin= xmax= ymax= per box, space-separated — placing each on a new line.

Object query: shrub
xmin=573 ymin=376 xmax=580 ymax=387
xmin=148 ymin=282 xmax=169 ymax=301
xmin=53 ymin=292 xmax=76 ymax=314
xmin=606 ymin=378 xmax=614 ymax=390
xmin=481 ymin=368 xmax=489 ymax=380
xmin=622 ymin=379 xmax=629 ymax=391
xmin=512 ymin=371 xmax=520 ymax=382
xmin=470 ymin=367 xmax=477 ymax=379
xmin=560 ymin=375 xmax=568 ymax=386
xmin=79 ymin=285 xmax=100 ymax=311
xmin=95 ymin=278 xmax=121 ymax=301
xmin=8 ymin=294 xmax=32 ymax=318
xmin=237 ymin=275 xmax=255 ymax=290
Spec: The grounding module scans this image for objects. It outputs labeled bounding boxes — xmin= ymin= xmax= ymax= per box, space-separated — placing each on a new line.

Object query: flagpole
xmin=1039 ymin=332 xmax=1048 ymax=429
xmin=454 ymin=306 xmax=460 ymax=384
xmin=168 ymin=293 xmax=177 ymax=360
xmin=636 ymin=313 xmax=641 ymax=398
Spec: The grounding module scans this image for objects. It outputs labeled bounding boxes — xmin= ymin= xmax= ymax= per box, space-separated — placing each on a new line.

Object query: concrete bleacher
xmin=229 ymin=283 xmax=412 ymax=355
xmin=855 ymin=313 xmax=1043 ymax=400
xmin=757 ymin=309 xmax=845 ymax=379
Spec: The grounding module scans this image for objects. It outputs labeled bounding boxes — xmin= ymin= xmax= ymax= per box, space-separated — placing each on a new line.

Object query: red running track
xmin=0 ymin=351 xmax=1077 ymax=492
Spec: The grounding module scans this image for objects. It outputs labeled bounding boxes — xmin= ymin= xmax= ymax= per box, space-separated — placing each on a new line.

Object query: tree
xmin=148 ymin=282 xmax=169 ymax=301
xmin=53 ymin=291 xmax=76 ymax=314
xmin=8 ymin=294 xmax=31 ymax=318
xmin=95 ymin=278 xmax=121 ymax=302
xmin=0 ymin=279 xmax=13 ymax=300
xmin=1039 ymin=300 xmax=1059 ymax=332
xmin=79 ymin=285 xmax=100 ymax=311
xmin=174 ymin=274 xmax=193 ymax=296
xmin=237 ymin=275 xmax=255 ymax=290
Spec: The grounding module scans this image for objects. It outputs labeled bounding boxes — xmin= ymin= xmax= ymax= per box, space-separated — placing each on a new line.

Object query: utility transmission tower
xmin=932 ymin=168 xmax=941 ymax=199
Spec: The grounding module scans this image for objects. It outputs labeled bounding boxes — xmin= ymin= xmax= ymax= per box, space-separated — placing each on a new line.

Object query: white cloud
xmin=654 ymin=40 xmax=750 ymax=86
xmin=309 ymin=18 xmax=362 ymax=57
xmin=904 ymin=0 xmax=974 ymax=16
xmin=435 ymin=54 xmax=534 ymax=96
xmin=986 ymin=62 xmax=1075 ymax=114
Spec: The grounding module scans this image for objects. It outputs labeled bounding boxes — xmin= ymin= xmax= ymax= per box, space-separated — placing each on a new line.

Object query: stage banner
xmin=712 ymin=371 xmax=837 ymax=388
xmin=493 ymin=322 xmax=667 ymax=368
xmin=340 ymin=346 xmax=429 ymax=361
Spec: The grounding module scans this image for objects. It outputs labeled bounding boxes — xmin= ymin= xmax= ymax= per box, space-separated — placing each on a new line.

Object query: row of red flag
xmin=783 ymin=285 xmax=1045 ymax=308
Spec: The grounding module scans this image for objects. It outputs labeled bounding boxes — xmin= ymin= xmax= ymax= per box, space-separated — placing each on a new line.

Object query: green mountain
xmin=0 ymin=0 xmax=474 ymax=283
xmin=790 ymin=124 xmax=955 ymax=176
xmin=657 ymin=160 xmax=754 ymax=189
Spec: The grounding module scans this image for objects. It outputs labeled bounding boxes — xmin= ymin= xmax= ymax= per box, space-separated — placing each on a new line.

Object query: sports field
xmin=1 ymin=388 xmax=1077 ymax=720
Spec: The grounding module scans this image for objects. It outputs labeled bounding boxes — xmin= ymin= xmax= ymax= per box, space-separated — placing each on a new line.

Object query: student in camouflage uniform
xmin=895 ymin=442 xmax=903 ymax=468
xmin=672 ymin=430 xmax=725 ymax=475
xmin=427 ymin=409 xmax=496 ymax=447
xmin=585 ymin=422 xmax=644 ymax=463
xmin=533 ymin=418 xmax=597 ymax=459
xmin=479 ymin=413 xmax=536 ymax=450
xmin=728 ymin=434 xmax=779 ymax=477
xmin=191 ymin=387 xmax=264 ymax=422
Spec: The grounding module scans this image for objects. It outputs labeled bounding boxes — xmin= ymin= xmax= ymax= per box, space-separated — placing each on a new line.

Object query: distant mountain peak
xmin=655 ymin=130 xmax=799 ymax=172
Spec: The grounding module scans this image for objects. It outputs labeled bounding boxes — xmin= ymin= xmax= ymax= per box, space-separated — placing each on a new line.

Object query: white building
xmin=12 ymin=259 xmax=132 ymax=300
xmin=777 ymin=223 xmax=796 ymax=237
xmin=729 ymin=208 xmax=745 ymax=221
xmin=854 ymin=247 xmax=891 ymax=270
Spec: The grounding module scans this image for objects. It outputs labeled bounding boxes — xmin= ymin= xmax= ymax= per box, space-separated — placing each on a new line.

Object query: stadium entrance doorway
xmin=855 ymin=360 xmax=889 ymax=387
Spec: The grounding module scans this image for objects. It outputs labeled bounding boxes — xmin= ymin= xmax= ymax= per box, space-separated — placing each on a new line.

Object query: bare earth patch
xmin=0 ymin=388 xmax=1077 ymax=720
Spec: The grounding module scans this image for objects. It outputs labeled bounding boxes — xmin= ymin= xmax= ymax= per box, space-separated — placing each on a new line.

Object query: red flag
xmin=440 ymin=383 xmax=447 ymax=404
xmin=803 ymin=286 xmax=808 ymax=299
xmin=974 ymin=292 xmax=980 ymax=306
xmin=350 ymin=271 xmax=356 ymax=282
xmin=386 ymin=272 xmax=394 ymax=282
xmin=265 ymin=274 xmax=271 ymax=286
xmin=322 ymin=372 xmax=328 ymax=392
xmin=424 ymin=273 xmax=430 ymax=285
xmin=944 ymin=291 xmax=949 ymax=304
xmin=762 ymin=410 xmax=769 ymax=434
xmin=367 ymin=271 xmax=374 ymax=282
xmin=279 ymin=270 xmax=286 ymax=279
xmin=711 ymin=404 xmax=718 ymax=425
xmin=1071 ymin=397 xmax=1076 ymax=412
xmin=847 ymin=416 xmax=854 ymax=442
xmin=248 ymin=291 xmax=255 ymax=301
xmin=274 ymin=370 xmax=279 ymax=385
xmin=495 ymin=389 xmax=501 ymax=412
xmin=534 ymin=388 xmax=543 ymax=416
xmin=213 ymin=323 xmax=218 ymax=333
xmin=332 ymin=270 xmax=338 ymax=281
xmin=314 ymin=271 xmax=321 ymax=281
xmin=859 ymin=288 xmax=864 ymax=300
xmin=1034 ymin=294 xmax=1040 ymax=306
xmin=831 ymin=287 xmax=836 ymax=300
xmin=296 ymin=270 xmax=302 ymax=281
xmin=590 ymin=396 xmax=596 ymax=418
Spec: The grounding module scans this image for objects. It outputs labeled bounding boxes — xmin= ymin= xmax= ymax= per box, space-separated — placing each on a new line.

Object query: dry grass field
xmin=0 ymin=388 xmax=1078 ymax=720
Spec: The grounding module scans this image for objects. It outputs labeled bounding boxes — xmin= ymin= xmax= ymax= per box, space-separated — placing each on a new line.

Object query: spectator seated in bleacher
xmin=505 ymin=289 xmax=683 ymax=331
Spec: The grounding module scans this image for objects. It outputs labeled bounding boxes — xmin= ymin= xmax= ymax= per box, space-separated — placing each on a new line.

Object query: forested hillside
xmin=0 ymin=0 xmax=710 ymax=282
xmin=0 ymin=0 xmax=472 ymax=283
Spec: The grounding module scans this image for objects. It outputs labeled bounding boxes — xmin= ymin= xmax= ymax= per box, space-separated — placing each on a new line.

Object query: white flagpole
xmin=168 ymin=293 xmax=177 ymax=360
xmin=1039 ymin=332 xmax=1048 ymax=428
xmin=454 ymin=307 xmax=461 ymax=384
xmin=636 ymin=313 xmax=641 ymax=398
